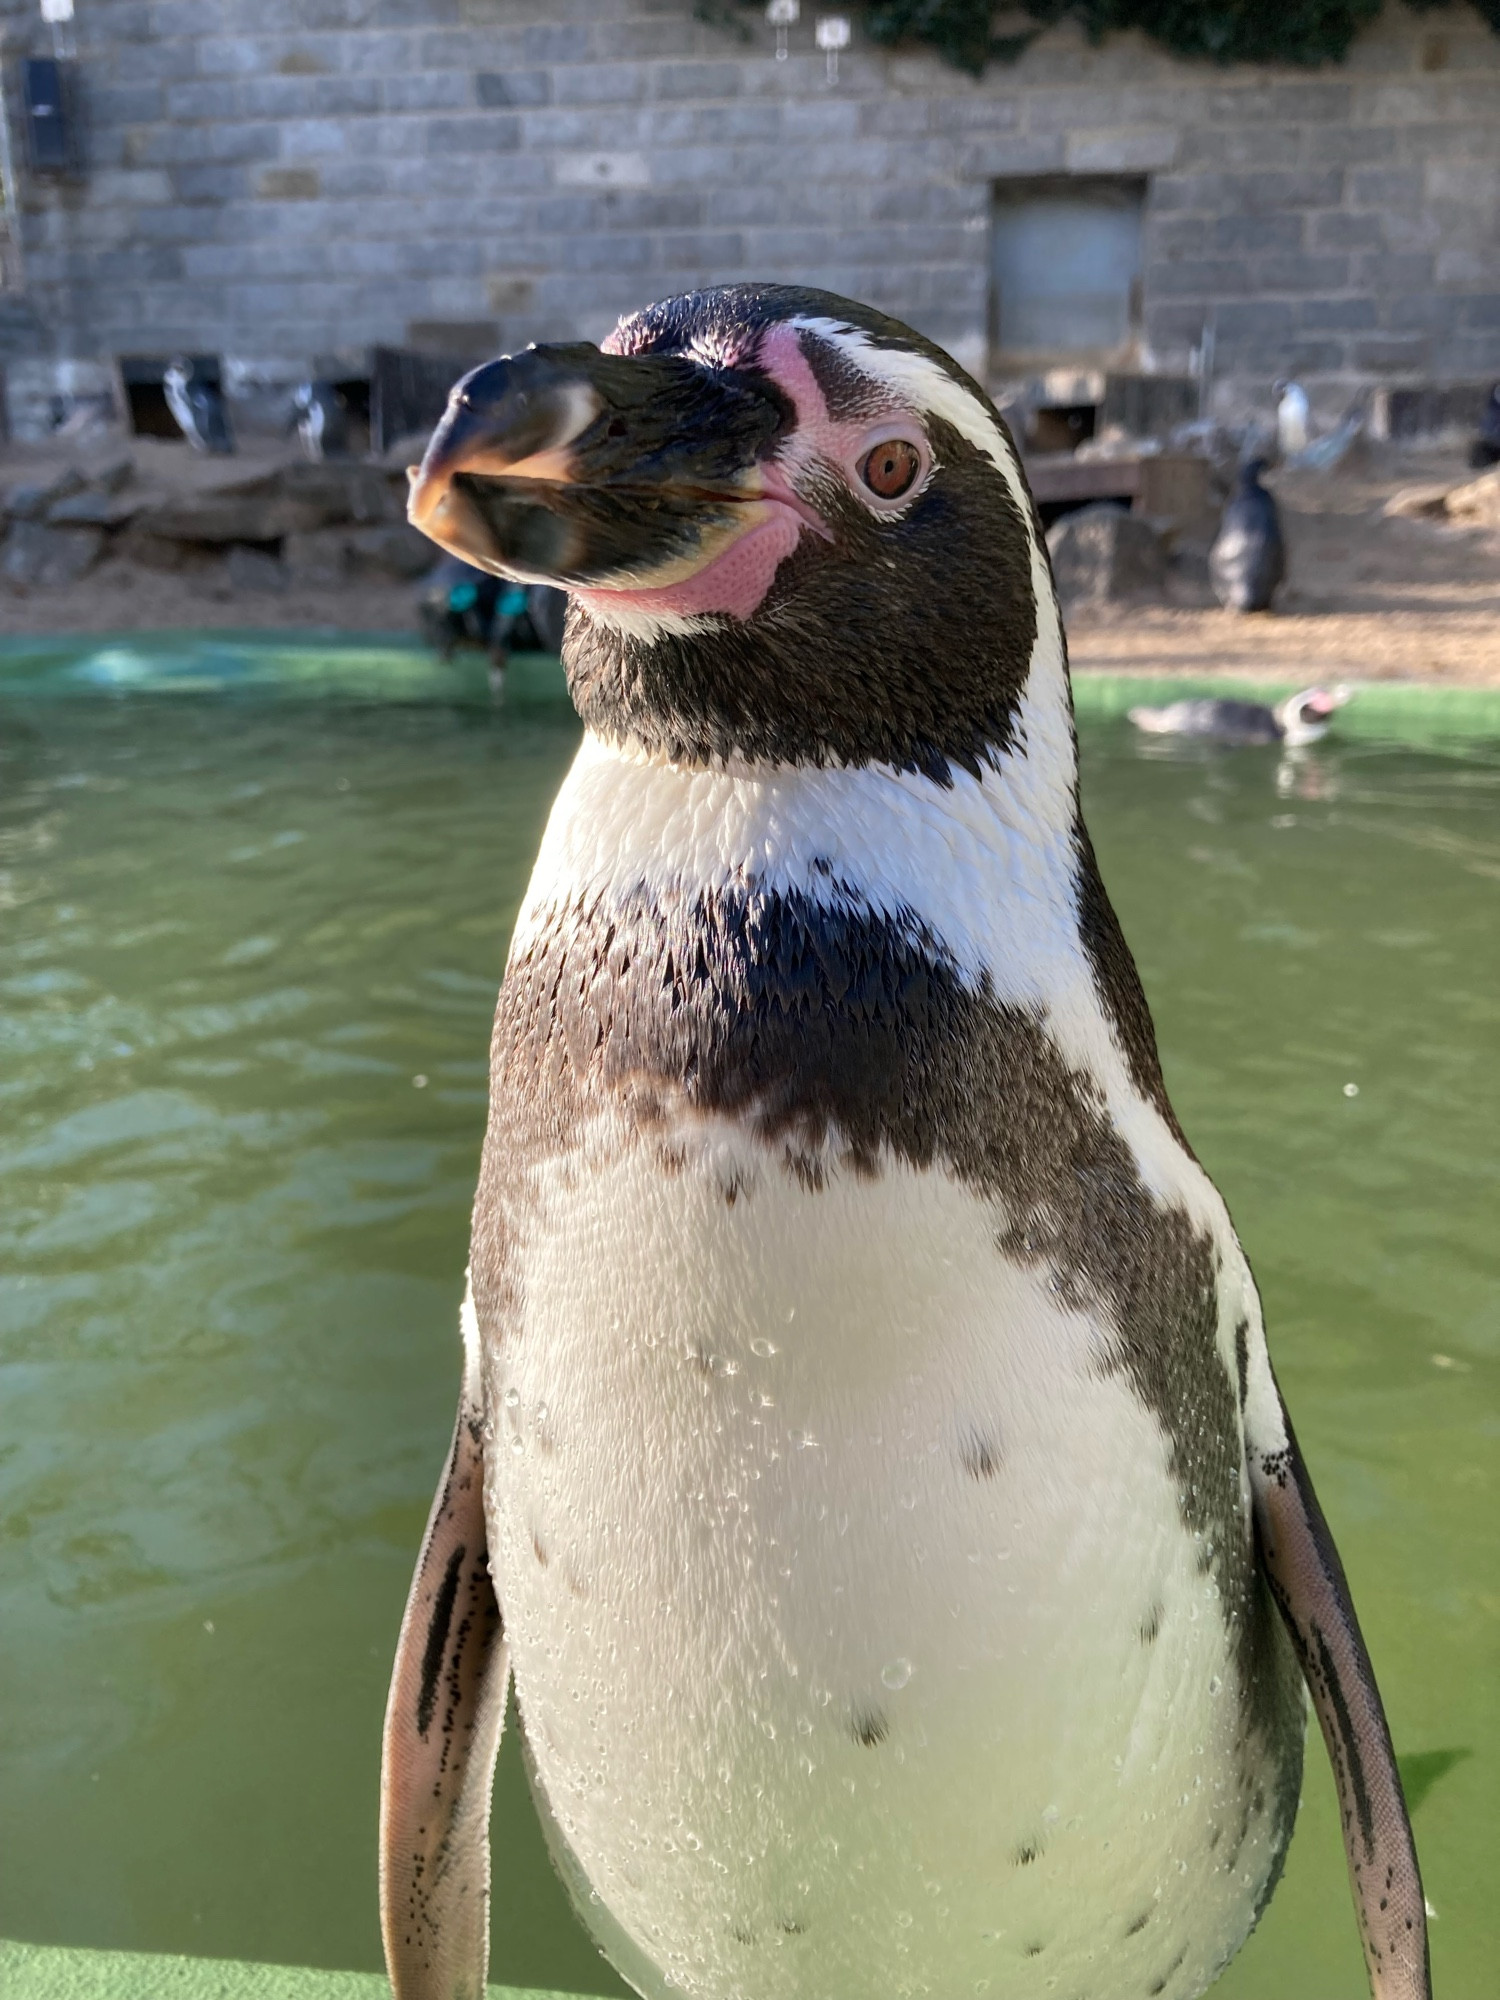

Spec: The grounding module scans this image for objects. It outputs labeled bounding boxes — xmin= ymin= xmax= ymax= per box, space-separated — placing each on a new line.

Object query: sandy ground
xmin=1 ymin=437 xmax=1496 ymax=683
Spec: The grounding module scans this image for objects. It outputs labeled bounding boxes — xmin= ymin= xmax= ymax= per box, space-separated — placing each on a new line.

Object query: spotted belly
xmin=478 ymin=1116 xmax=1303 ymax=2000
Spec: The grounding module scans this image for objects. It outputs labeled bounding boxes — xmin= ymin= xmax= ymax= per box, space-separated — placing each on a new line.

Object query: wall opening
xmin=990 ymin=177 xmax=1146 ymax=367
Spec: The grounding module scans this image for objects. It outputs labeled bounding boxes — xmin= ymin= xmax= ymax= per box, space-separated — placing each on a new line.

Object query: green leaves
xmin=758 ymin=1 xmax=1495 ymax=74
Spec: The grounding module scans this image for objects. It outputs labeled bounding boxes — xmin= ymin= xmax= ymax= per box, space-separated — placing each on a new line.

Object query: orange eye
xmin=859 ymin=438 xmax=921 ymax=500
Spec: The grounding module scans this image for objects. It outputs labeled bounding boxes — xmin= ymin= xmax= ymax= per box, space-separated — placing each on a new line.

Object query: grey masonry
xmin=0 ymin=0 xmax=1496 ymax=438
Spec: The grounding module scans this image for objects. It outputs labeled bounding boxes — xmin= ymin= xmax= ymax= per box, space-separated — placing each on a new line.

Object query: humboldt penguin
xmin=380 ymin=286 xmax=1429 ymax=2000
xmin=163 ymin=356 xmax=234 ymax=455
xmin=1129 ymin=685 xmax=1352 ymax=748
xmin=1209 ymin=458 xmax=1285 ymax=613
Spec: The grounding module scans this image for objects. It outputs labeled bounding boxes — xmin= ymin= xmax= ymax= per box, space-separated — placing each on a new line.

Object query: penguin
xmin=1129 ymin=684 xmax=1352 ymax=748
xmin=1274 ymin=378 xmax=1309 ymax=460
xmin=1469 ymin=383 xmax=1500 ymax=470
xmin=381 ymin=286 xmax=1430 ymax=2000
xmin=162 ymin=356 xmax=234 ymax=455
xmin=293 ymin=379 xmax=351 ymax=461
xmin=1209 ymin=458 xmax=1286 ymax=613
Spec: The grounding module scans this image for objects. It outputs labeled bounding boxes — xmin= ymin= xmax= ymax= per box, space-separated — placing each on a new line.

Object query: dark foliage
xmin=729 ymin=1 xmax=1498 ymax=75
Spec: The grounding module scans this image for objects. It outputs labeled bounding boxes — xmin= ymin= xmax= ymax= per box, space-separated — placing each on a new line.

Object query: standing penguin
xmin=382 ymin=287 xmax=1429 ymax=2000
xmin=1469 ymin=383 xmax=1500 ymax=470
xmin=293 ymin=379 xmax=352 ymax=461
xmin=1210 ymin=458 xmax=1286 ymax=613
xmin=162 ymin=356 xmax=234 ymax=455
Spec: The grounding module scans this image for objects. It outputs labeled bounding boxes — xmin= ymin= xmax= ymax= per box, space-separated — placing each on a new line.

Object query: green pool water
xmin=0 ymin=639 xmax=1494 ymax=1998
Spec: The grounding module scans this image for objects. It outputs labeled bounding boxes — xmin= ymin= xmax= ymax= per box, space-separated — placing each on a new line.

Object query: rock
xmin=111 ymin=525 xmax=221 ymax=574
xmin=1384 ymin=468 xmax=1500 ymax=526
xmin=279 ymin=460 xmax=397 ymax=527
xmin=283 ymin=527 xmax=350 ymax=587
xmin=1443 ymin=467 xmax=1500 ymax=526
xmin=1383 ymin=483 xmax=1452 ymax=520
xmin=345 ymin=521 xmax=434 ymax=579
xmin=225 ymin=544 xmax=288 ymax=594
xmin=4 ymin=467 xmax=86 ymax=521
xmin=47 ymin=490 xmax=144 ymax=528
xmin=1046 ymin=503 xmax=1167 ymax=608
xmin=87 ymin=454 xmax=136 ymax=495
xmin=0 ymin=519 xmax=105 ymax=587
xmin=135 ymin=459 xmax=400 ymax=545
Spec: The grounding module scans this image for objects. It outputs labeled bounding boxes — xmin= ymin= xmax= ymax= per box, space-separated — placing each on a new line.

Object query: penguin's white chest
xmin=484 ymin=1115 xmax=1283 ymax=2000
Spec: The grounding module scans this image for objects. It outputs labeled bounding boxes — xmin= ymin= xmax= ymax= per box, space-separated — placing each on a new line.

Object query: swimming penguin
xmin=1209 ymin=458 xmax=1286 ymax=612
xmin=162 ymin=356 xmax=234 ymax=455
xmin=1129 ymin=684 xmax=1352 ymax=748
xmin=381 ymin=287 xmax=1430 ymax=2000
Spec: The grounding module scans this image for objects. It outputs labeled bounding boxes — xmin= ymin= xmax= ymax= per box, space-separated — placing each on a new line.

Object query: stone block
xmin=1211 ymin=213 xmax=1304 ymax=254
xmin=654 ymin=62 xmax=744 ymax=101
xmin=959 ymin=134 xmax=1065 ymax=177
xmin=426 ymin=116 xmax=522 ymax=154
xmin=1150 ymin=258 xmax=1253 ymax=299
xmin=1255 ymin=253 xmax=1350 ymax=292
xmin=5 ymin=468 xmax=85 ymax=520
xmin=46 ymin=492 xmax=143 ymax=529
xmin=476 ymin=70 xmax=552 ymax=108
xmin=1350 ymin=165 xmax=1425 ymax=207
xmin=554 ymin=152 xmax=651 ymax=190
xmin=1066 ymin=128 xmax=1178 ymax=173
xmin=1 ymin=522 xmax=106 ymax=588
xmin=283 ymin=526 xmax=350 ymax=585
xmin=345 ymin=522 xmax=433 ymax=578
xmin=1353 ymin=250 xmax=1436 ymax=290
xmin=258 ymin=167 xmax=322 ymax=200
xmin=1046 ymin=504 xmax=1166 ymax=608
xmin=1299 ymin=298 xmax=1378 ymax=332
xmin=1311 ymin=211 xmax=1386 ymax=250
xmin=225 ymin=544 xmax=289 ymax=593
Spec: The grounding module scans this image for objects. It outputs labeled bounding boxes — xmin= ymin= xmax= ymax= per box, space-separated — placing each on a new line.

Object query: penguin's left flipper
xmin=381 ymin=1302 xmax=508 ymax=2000
xmin=1251 ymin=1394 xmax=1431 ymax=2000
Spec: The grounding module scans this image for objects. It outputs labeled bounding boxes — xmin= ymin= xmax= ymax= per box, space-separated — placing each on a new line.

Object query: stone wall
xmin=1 ymin=0 xmax=1496 ymax=432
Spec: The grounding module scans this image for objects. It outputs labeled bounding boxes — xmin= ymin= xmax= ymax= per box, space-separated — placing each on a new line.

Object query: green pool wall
xmin=0 ymin=1938 xmax=578 ymax=2000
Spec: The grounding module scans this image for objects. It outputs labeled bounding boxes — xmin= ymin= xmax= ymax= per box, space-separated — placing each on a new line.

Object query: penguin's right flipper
xmin=1250 ymin=1392 xmax=1430 ymax=2000
xmin=381 ymin=1297 xmax=507 ymax=2000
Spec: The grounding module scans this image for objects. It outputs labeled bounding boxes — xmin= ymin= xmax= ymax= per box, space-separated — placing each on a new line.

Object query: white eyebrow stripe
xmin=785 ymin=314 xmax=1074 ymax=806
xmin=786 ymin=317 xmax=1034 ymax=528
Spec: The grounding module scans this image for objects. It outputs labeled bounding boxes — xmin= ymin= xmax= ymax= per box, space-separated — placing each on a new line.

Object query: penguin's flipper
xmin=1250 ymin=1397 xmax=1430 ymax=2000
xmin=381 ymin=1303 xmax=507 ymax=2000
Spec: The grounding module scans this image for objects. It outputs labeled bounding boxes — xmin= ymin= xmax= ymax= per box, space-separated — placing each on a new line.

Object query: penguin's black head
xmin=409 ymin=285 xmax=1062 ymax=781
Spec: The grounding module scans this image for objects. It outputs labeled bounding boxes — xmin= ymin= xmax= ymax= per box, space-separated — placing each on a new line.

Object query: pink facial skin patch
xmin=574 ymin=320 xmax=921 ymax=627
xmin=572 ymin=498 xmax=806 ymax=625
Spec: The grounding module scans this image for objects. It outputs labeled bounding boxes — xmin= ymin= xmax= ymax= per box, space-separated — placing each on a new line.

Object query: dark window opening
xmin=1028 ymin=403 xmax=1097 ymax=454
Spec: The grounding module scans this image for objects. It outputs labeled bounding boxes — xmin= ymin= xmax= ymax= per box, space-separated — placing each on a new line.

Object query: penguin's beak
xmin=407 ymin=343 xmax=790 ymax=588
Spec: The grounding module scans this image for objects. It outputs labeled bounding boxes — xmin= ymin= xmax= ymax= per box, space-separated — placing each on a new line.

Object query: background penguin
xmin=1210 ymin=456 xmax=1286 ymax=612
xmin=380 ymin=287 xmax=1430 ymax=2000
xmin=293 ymin=379 xmax=351 ymax=461
xmin=1470 ymin=383 xmax=1500 ymax=469
xmin=162 ymin=356 xmax=233 ymax=455
xmin=1129 ymin=683 xmax=1351 ymax=747
xmin=1274 ymin=377 xmax=1309 ymax=458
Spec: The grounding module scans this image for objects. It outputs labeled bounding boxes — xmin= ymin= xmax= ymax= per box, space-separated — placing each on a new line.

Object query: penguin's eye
xmin=858 ymin=438 xmax=921 ymax=501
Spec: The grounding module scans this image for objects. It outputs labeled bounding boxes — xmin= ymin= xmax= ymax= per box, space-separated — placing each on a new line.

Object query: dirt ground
xmin=1 ymin=436 xmax=1496 ymax=684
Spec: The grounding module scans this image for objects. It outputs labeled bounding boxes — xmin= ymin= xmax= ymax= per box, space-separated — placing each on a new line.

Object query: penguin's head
xmin=408 ymin=285 xmax=1065 ymax=783
xmin=1274 ymin=684 xmax=1352 ymax=747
